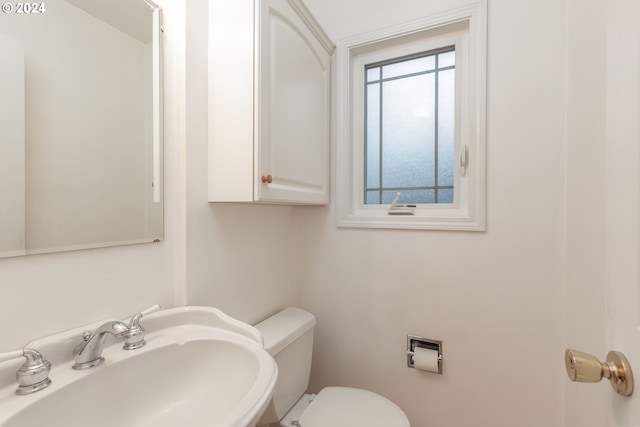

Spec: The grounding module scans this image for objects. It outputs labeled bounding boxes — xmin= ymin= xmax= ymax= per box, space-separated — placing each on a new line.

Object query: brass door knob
xmin=565 ymin=349 xmax=634 ymax=396
xmin=261 ymin=174 xmax=273 ymax=184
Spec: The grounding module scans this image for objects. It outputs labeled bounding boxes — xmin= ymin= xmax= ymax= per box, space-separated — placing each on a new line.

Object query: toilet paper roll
xmin=413 ymin=347 xmax=440 ymax=372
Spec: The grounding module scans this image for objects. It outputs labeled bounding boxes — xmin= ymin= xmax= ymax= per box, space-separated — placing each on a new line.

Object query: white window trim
xmin=335 ymin=1 xmax=487 ymax=231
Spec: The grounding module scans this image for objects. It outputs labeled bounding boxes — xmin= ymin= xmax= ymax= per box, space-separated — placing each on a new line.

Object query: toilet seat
xmin=297 ymin=386 xmax=410 ymax=427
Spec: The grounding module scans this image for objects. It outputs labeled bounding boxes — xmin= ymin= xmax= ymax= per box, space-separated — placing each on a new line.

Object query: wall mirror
xmin=0 ymin=0 xmax=163 ymax=258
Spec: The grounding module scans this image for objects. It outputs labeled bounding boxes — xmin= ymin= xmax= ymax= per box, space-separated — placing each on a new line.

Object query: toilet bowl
xmin=254 ymin=307 xmax=410 ymax=427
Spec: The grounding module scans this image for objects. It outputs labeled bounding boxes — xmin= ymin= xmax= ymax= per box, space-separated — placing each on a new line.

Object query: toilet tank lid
xmin=254 ymin=307 xmax=316 ymax=356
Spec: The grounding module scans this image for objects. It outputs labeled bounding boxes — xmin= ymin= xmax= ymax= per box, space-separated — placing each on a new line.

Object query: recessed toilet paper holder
xmin=407 ymin=335 xmax=442 ymax=374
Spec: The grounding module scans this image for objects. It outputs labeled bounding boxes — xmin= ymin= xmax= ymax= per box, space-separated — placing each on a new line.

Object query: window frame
xmin=335 ymin=1 xmax=487 ymax=231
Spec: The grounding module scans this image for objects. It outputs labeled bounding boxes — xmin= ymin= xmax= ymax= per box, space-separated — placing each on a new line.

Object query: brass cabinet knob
xmin=565 ymin=349 xmax=634 ymax=396
xmin=261 ymin=174 xmax=273 ymax=184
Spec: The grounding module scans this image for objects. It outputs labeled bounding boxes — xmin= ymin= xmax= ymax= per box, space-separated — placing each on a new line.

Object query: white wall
xmin=296 ymin=0 xmax=566 ymax=426
xmin=0 ymin=0 xmax=183 ymax=351
xmin=0 ymin=35 xmax=25 ymax=256
xmin=183 ymin=0 xmax=298 ymax=325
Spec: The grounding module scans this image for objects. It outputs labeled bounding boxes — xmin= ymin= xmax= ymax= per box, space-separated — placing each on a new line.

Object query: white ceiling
xmin=64 ymin=0 xmax=154 ymax=43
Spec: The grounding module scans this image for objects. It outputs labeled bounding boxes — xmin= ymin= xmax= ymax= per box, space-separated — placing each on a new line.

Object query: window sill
xmin=337 ymin=206 xmax=485 ymax=231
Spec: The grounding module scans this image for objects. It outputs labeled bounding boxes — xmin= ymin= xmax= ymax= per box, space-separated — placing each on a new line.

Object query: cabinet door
xmin=255 ymin=0 xmax=331 ymax=204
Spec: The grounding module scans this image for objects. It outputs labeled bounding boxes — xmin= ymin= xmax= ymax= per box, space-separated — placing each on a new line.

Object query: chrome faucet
xmin=72 ymin=321 xmax=129 ymax=370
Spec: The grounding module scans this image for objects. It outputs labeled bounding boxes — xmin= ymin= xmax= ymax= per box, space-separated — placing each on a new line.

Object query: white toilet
xmin=255 ymin=307 xmax=410 ymax=427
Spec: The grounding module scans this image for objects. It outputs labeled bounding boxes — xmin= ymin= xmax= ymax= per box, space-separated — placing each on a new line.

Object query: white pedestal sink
xmin=0 ymin=307 xmax=278 ymax=427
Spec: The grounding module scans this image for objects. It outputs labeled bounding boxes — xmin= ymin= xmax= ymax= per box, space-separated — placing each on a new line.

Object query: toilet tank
xmin=254 ymin=307 xmax=316 ymax=425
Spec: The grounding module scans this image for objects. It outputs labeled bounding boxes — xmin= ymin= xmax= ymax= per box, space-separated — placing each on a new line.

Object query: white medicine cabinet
xmin=208 ymin=0 xmax=334 ymax=204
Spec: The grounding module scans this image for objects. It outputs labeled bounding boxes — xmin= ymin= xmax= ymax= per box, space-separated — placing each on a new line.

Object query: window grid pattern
xmin=364 ymin=46 xmax=455 ymax=205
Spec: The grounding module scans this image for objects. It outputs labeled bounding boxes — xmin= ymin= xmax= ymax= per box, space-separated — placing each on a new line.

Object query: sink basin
xmin=0 ymin=307 xmax=277 ymax=427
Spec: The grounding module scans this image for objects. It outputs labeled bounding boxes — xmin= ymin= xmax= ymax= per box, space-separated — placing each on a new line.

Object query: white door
xmin=565 ymin=0 xmax=640 ymax=425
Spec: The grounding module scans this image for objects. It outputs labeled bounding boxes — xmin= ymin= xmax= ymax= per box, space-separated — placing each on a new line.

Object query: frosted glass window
xmin=438 ymin=68 xmax=455 ymax=187
xmin=438 ymin=51 xmax=455 ymax=68
xmin=364 ymin=47 xmax=455 ymax=205
xmin=382 ymin=55 xmax=435 ymax=79
xmin=366 ymin=190 xmax=436 ymax=204
xmin=367 ymin=67 xmax=380 ymax=82
xmin=382 ymin=73 xmax=435 ymax=188
xmin=366 ymin=83 xmax=381 ymax=188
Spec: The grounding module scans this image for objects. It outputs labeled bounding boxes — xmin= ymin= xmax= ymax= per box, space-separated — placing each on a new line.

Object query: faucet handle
xmin=122 ymin=305 xmax=160 ymax=351
xmin=123 ymin=313 xmax=147 ymax=350
xmin=127 ymin=312 xmax=143 ymax=329
xmin=15 ymin=348 xmax=52 ymax=395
